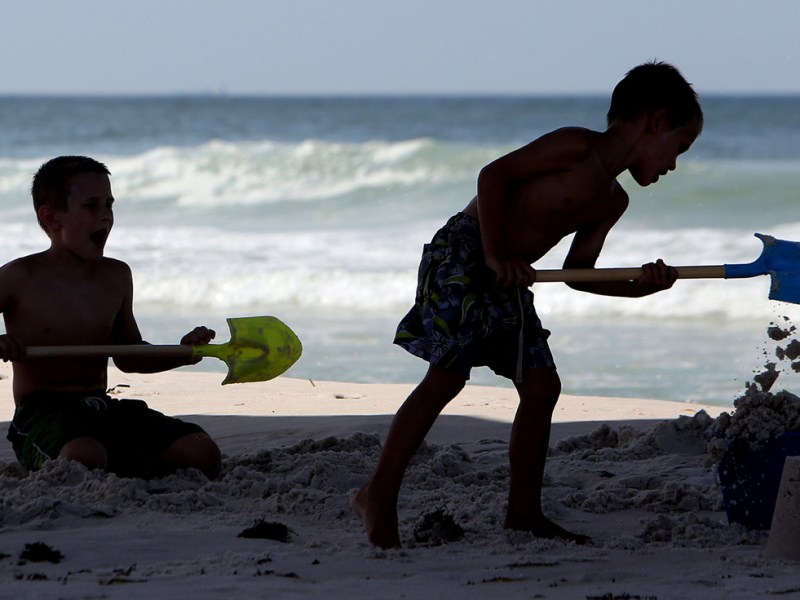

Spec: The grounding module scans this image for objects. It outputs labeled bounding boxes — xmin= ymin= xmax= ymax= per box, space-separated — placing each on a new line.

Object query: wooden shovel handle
xmin=25 ymin=344 xmax=193 ymax=359
xmin=534 ymin=265 xmax=726 ymax=283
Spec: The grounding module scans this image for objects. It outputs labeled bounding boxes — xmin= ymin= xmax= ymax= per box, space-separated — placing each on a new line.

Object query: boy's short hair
xmin=32 ymin=155 xmax=110 ymax=230
xmin=607 ymin=61 xmax=703 ymax=131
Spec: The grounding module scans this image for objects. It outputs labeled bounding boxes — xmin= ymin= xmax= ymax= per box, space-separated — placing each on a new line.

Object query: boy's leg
xmin=103 ymin=399 xmax=219 ymax=479
xmin=59 ymin=436 xmax=109 ymax=470
xmin=163 ymin=432 xmax=221 ymax=479
xmin=8 ymin=395 xmax=109 ymax=472
xmin=352 ymin=364 xmax=466 ymax=549
xmin=506 ymin=366 xmax=589 ymax=544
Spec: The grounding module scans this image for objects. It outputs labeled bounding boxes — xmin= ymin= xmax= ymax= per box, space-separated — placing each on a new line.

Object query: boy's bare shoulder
xmin=532 ymin=127 xmax=603 ymax=164
xmin=99 ymin=256 xmax=133 ymax=274
xmin=546 ymin=126 xmax=596 ymax=141
xmin=0 ymin=255 xmax=41 ymax=312
xmin=0 ymin=254 xmax=133 ymax=300
xmin=93 ymin=257 xmax=135 ymax=290
xmin=0 ymin=253 xmax=42 ymax=279
xmin=545 ymin=126 xmax=599 ymax=147
xmin=1 ymin=253 xmax=130 ymax=275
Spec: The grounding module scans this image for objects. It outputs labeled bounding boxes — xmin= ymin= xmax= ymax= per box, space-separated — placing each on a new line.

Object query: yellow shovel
xmin=25 ymin=316 xmax=302 ymax=385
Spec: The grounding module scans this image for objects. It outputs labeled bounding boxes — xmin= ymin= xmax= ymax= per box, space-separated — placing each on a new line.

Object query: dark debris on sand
xmin=586 ymin=594 xmax=658 ymax=600
xmin=238 ymin=519 xmax=293 ymax=542
xmin=413 ymin=506 xmax=465 ymax=545
xmin=18 ymin=542 xmax=64 ymax=564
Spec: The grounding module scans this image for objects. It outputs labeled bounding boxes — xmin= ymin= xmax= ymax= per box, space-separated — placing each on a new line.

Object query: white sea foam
xmin=100 ymin=138 xmax=477 ymax=209
xmin=3 ymin=214 xmax=795 ymax=326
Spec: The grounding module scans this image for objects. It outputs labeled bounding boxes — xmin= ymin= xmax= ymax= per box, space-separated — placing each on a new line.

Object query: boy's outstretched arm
xmin=110 ymin=264 xmax=216 ymax=373
xmin=112 ymin=324 xmax=216 ymax=373
xmin=566 ymin=259 xmax=679 ymax=297
xmin=562 ymin=225 xmax=678 ymax=297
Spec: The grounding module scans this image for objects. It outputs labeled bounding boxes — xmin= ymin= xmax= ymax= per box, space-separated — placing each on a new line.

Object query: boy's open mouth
xmin=89 ymin=229 xmax=109 ymax=248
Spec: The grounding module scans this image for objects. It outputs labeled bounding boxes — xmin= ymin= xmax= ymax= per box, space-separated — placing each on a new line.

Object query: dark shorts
xmin=394 ymin=212 xmax=555 ymax=381
xmin=7 ymin=391 xmax=207 ymax=478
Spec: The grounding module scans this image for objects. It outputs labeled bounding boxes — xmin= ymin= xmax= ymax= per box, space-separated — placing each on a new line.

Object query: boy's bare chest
xmin=16 ymin=276 xmax=121 ymax=344
xmin=509 ymin=180 xmax=618 ymax=246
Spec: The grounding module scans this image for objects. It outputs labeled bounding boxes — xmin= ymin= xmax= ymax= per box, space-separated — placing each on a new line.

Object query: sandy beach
xmin=2 ymin=361 xmax=799 ymax=599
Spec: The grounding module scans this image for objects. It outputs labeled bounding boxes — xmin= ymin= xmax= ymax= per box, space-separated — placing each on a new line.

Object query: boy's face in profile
xmin=48 ymin=172 xmax=115 ymax=261
xmin=629 ymin=114 xmax=700 ymax=187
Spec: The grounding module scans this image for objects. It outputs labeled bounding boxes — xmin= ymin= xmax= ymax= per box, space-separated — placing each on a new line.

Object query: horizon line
xmin=1 ymin=90 xmax=799 ymax=99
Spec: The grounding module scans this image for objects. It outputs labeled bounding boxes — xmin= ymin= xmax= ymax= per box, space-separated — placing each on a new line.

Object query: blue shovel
xmin=534 ymin=233 xmax=800 ymax=304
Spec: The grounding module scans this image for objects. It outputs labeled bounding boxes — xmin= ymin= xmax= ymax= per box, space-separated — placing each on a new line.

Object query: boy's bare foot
xmin=504 ymin=514 xmax=591 ymax=545
xmin=351 ymin=484 xmax=402 ymax=549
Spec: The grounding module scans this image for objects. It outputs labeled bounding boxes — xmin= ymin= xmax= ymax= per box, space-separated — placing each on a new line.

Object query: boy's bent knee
xmin=422 ymin=364 xmax=467 ymax=396
xmin=163 ymin=432 xmax=222 ymax=479
xmin=59 ymin=436 xmax=109 ymax=470
xmin=516 ymin=368 xmax=561 ymax=408
xmin=412 ymin=365 xmax=468 ymax=412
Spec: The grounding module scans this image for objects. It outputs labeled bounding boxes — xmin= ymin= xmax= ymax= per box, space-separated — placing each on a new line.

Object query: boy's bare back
xmin=463 ymin=127 xmax=628 ymax=266
xmin=464 ymin=107 xmax=699 ymax=293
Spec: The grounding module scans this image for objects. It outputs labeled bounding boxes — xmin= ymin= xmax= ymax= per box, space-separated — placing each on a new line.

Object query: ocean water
xmin=1 ymin=95 xmax=799 ymax=406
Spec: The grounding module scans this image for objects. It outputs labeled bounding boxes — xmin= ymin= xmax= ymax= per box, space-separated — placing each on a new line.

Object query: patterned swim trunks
xmin=394 ymin=212 xmax=555 ymax=381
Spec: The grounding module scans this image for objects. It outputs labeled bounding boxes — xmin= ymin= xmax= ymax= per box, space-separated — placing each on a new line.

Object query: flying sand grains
xmin=768 ymin=325 xmax=794 ymax=341
xmin=669 ymin=317 xmax=800 ymax=465
xmin=784 ymin=339 xmax=800 ymax=361
xmin=753 ymin=362 xmax=780 ymax=393
xmin=761 ymin=317 xmax=800 ymax=383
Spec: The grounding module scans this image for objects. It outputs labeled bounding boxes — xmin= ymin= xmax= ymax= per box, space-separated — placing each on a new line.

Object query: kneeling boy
xmin=0 ymin=156 xmax=221 ymax=479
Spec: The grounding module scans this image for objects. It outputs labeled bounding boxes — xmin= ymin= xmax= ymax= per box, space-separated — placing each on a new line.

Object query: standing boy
xmin=353 ymin=61 xmax=703 ymax=548
xmin=0 ymin=156 xmax=222 ymax=479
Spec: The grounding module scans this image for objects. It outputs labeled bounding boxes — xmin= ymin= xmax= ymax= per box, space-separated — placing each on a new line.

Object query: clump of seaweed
xmin=238 ymin=519 xmax=293 ymax=542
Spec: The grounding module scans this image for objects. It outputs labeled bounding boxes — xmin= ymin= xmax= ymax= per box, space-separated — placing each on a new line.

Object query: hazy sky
xmin=2 ymin=1 xmax=798 ymax=96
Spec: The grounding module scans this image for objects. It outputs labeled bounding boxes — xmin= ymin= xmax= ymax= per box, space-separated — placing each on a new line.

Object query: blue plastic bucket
xmin=718 ymin=431 xmax=800 ymax=530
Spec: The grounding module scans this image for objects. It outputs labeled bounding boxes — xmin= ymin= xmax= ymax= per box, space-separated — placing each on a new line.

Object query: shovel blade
xmin=197 ymin=316 xmax=303 ymax=384
xmin=725 ymin=233 xmax=800 ymax=305
xmin=768 ymin=270 xmax=800 ymax=304
xmin=757 ymin=234 xmax=800 ymax=305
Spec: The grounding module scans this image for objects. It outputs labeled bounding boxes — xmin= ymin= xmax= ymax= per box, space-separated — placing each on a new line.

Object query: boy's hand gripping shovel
xmin=25 ymin=316 xmax=302 ymax=385
xmin=534 ymin=233 xmax=800 ymax=305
